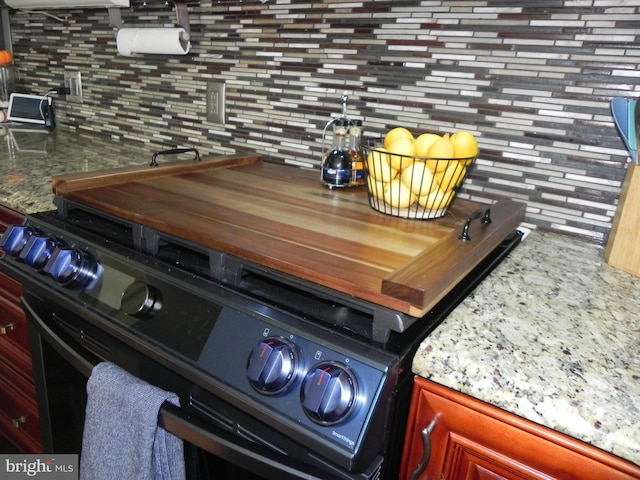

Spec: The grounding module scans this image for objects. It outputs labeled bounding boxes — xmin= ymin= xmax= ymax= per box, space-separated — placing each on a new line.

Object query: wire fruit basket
xmin=362 ymin=137 xmax=476 ymax=219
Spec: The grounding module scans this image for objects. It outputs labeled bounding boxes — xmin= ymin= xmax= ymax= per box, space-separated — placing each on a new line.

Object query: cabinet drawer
xmin=0 ymin=300 xmax=30 ymax=352
xmin=0 ymin=303 xmax=33 ymax=377
xmin=0 ymin=369 xmax=42 ymax=453
xmin=0 ymin=270 xmax=22 ymax=302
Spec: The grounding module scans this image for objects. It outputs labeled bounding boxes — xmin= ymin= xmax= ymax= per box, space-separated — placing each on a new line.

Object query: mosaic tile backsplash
xmin=6 ymin=0 xmax=640 ymax=243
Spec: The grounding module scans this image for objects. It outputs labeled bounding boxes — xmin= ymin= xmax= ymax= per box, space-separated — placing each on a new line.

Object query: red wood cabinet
xmin=401 ymin=375 xmax=640 ymax=480
xmin=0 ymin=205 xmax=42 ymax=453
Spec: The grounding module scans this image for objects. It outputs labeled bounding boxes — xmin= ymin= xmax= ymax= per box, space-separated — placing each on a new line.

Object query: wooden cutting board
xmin=52 ymin=155 xmax=525 ymax=317
xmin=605 ymin=163 xmax=640 ymax=276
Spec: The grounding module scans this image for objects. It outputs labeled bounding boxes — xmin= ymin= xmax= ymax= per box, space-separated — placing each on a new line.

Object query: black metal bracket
xmin=109 ymin=1 xmax=194 ymax=34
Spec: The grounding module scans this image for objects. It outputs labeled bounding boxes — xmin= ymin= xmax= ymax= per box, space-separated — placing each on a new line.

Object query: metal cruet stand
xmin=320 ymin=93 xmax=355 ymax=183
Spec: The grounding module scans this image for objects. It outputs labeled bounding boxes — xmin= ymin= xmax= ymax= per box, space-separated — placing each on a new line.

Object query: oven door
xmin=22 ymin=290 xmax=378 ymax=480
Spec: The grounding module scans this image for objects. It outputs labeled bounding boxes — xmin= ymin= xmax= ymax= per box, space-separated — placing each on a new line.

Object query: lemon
xmin=426 ymin=133 xmax=455 ymax=159
xmin=426 ymin=134 xmax=454 ymax=173
xmin=450 ymin=130 xmax=479 ymax=159
xmin=382 ymin=179 xmax=417 ymax=208
xmin=414 ymin=133 xmax=441 ymax=158
xmin=387 ymin=137 xmax=416 ymax=170
xmin=436 ymin=161 xmax=466 ymax=193
xmin=367 ymin=175 xmax=387 ymax=201
xmin=401 ymin=161 xmax=437 ymax=196
xmin=384 ymin=127 xmax=414 ymax=149
xmin=366 ymin=148 xmax=398 ymax=183
xmin=417 ymin=189 xmax=454 ymax=210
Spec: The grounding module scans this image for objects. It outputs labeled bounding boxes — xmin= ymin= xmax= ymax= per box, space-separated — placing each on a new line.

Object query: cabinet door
xmin=0 ymin=358 xmax=41 ymax=453
xmin=0 ymin=205 xmax=42 ymax=453
xmin=0 ymin=272 xmax=33 ymax=378
xmin=401 ymin=376 xmax=640 ymax=480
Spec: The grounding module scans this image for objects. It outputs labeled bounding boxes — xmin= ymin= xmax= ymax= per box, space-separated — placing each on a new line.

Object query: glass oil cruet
xmin=321 ymin=94 xmax=357 ymax=189
xmin=322 ymin=118 xmax=352 ymax=188
xmin=347 ymin=119 xmax=365 ymax=187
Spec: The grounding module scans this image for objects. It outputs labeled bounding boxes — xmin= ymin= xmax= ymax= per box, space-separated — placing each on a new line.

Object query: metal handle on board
xmin=150 ymin=147 xmax=201 ymax=167
xmin=459 ymin=207 xmax=492 ymax=242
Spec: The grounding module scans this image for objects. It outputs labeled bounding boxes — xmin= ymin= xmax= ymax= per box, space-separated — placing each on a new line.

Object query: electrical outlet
xmin=207 ymin=82 xmax=225 ymax=124
xmin=64 ymin=72 xmax=83 ymax=104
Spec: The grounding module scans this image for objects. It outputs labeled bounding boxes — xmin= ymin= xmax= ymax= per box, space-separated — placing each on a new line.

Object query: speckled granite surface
xmin=2 ymin=126 xmax=639 ymax=467
xmin=0 ymin=125 xmax=154 ymax=213
xmin=413 ymin=231 xmax=640 ymax=466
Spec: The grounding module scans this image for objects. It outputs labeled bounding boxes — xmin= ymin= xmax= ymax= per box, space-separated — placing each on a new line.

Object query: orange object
xmin=0 ymin=50 xmax=13 ymax=65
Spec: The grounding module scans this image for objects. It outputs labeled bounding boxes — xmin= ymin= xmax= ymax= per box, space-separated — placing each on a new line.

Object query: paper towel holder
xmin=109 ymin=0 xmax=194 ymax=36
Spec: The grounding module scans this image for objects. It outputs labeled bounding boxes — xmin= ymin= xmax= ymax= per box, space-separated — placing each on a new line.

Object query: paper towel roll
xmin=116 ymin=28 xmax=190 ymax=57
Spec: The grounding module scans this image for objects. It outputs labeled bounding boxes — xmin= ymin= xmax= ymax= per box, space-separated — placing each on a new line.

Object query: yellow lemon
xmin=401 ymin=161 xmax=437 ymax=196
xmin=450 ymin=130 xmax=479 ymax=160
xmin=414 ymin=133 xmax=441 ymax=158
xmin=366 ymin=148 xmax=397 ymax=183
xmin=383 ymin=179 xmax=417 ymax=208
xmin=367 ymin=175 xmax=387 ymax=201
xmin=436 ymin=161 xmax=466 ymax=193
xmin=417 ymin=189 xmax=454 ymax=210
xmin=384 ymin=127 xmax=414 ymax=149
xmin=387 ymin=137 xmax=416 ymax=170
xmin=426 ymin=134 xmax=454 ymax=173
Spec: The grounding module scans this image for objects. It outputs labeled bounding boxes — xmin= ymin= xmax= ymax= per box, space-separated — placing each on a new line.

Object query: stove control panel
xmin=198 ymin=306 xmax=397 ymax=464
xmin=246 ymin=338 xmax=359 ymax=425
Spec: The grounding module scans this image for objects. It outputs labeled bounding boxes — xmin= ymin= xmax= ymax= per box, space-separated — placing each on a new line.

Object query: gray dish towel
xmin=80 ymin=362 xmax=186 ymax=480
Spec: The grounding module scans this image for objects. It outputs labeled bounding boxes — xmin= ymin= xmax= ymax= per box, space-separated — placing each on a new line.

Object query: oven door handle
xmin=158 ymin=403 xmax=334 ymax=480
xmin=22 ymin=295 xmax=96 ymax=377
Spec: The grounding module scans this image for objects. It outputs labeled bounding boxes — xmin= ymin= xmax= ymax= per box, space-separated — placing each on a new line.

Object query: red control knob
xmin=300 ymin=362 xmax=357 ymax=425
xmin=246 ymin=337 xmax=298 ymax=395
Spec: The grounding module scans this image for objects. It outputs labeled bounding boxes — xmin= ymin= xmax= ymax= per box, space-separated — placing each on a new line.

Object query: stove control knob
xmin=0 ymin=225 xmax=37 ymax=257
xmin=19 ymin=235 xmax=58 ymax=270
xmin=121 ymin=281 xmax=162 ymax=317
xmin=44 ymin=247 xmax=101 ymax=289
xmin=247 ymin=337 xmax=298 ymax=395
xmin=301 ymin=361 xmax=357 ymax=425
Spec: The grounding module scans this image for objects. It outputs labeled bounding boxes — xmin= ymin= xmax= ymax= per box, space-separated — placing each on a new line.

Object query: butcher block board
xmin=52 ymin=155 xmax=525 ymax=317
xmin=605 ymin=163 xmax=640 ymax=276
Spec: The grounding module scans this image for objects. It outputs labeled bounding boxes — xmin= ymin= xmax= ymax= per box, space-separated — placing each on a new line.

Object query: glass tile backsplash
xmin=7 ymin=1 xmax=640 ymax=243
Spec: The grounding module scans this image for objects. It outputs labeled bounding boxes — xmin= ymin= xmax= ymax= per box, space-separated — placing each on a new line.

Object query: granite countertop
xmin=413 ymin=231 xmax=640 ymax=466
xmin=0 ymin=125 xmax=155 ymax=213
xmin=1 ymin=126 xmax=639 ymax=467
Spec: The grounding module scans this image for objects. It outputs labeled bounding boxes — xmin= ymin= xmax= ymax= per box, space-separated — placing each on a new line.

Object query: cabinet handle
xmin=11 ymin=416 xmax=26 ymax=428
xmin=0 ymin=322 xmax=14 ymax=335
xmin=409 ymin=417 xmax=438 ymax=480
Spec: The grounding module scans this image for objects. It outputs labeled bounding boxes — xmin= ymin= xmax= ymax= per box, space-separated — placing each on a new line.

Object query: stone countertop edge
xmin=412 ymin=230 xmax=640 ymax=466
